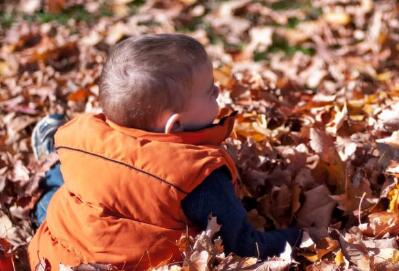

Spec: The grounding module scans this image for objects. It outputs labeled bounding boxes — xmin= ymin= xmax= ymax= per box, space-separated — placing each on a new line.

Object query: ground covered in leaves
xmin=1 ymin=0 xmax=399 ymax=270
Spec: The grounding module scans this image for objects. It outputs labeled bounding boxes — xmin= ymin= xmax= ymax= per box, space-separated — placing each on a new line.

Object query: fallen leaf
xmin=325 ymin=103 xmax=348 ymax=136
xmin=67 ymin=88 xmax=91 ymax=103
xmin=188 ymin=250 xmax=210 ymax=271
xmin=299 ymin=237 xmax=339 ymax=263
xmin=361 ymin=211 xmax=399 ymax=237
xmin=205 ymin=216 xmax=221 ymax=239
xmin=334 ymin=249 xmax=344 ymax=266
xmin=324 ymin=12 xmax=351 ymax=26
xmin=339 ymin=235 xmax=371 ymax=271
xmin=377 ymin=131 xmax=399 ymax=149
xmin=297 ymin=185 xmax=336 ymax=230
xmin=376 ymin=102 xmax=399 ymax=131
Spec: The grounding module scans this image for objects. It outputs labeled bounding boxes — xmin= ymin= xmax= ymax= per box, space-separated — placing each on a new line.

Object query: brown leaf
xmin=297 ymin=185 xmax=336 ymax=230
xmin=47 ymin=0 xmax=66 ymax=13
xmin=0 ymin=238 xmax=15 ymax=271
xmin=67 ymin=88 xmax=91 ymax=103
xmin=308 ymin=128 xmax=335 ymax=161
xmin=176 ymin=234 xmax=194 ymax=254
xmin=247 ymin=209 xmax=266 ymax=231
xmin=339 ymin=235 xmax=371 ymax=271
xmin=299 ymin=237 xmax=339 ymax=263
xmin=360 ymin=211 xmax=399 ymax=237
xmin=325 ymin=103 xmax=348 ymax=136
xmin=44 ymin=43 xmax=80 ymax=72
xmin=331 ymin=178 xmax=374 ymax=215
xmin=63 ymin=263 xmax=118 ymax=271
xmin=259 ymin=185 xmax=293 ymax=228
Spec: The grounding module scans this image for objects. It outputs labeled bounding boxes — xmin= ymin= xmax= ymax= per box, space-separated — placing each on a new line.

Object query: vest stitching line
xmin=55 ymin=146 xmax=188 ymax=194
xmin=46 ymin=223 xmax=84 ymax=261
xmin=100 ymin=205 xmax=187 ymax=231
xmin=52 ymin=161 xmax=190 ymax=232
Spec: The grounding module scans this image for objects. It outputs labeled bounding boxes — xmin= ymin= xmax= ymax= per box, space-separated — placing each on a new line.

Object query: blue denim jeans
xmin=34 ymin=162 xmax=64 ymax=226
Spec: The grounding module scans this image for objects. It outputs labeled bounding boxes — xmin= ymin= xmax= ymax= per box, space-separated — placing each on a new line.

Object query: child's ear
xmin=164 ymin=113 xmax=182 ymax=134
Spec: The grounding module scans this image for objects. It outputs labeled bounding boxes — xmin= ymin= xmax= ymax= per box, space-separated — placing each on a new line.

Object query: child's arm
xmin=181 ymin=167 xmax=301 ymax=258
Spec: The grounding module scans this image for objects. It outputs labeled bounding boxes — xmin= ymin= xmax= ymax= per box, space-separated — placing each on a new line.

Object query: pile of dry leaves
xmin=1 ymin=0 xmax=399 ymax=270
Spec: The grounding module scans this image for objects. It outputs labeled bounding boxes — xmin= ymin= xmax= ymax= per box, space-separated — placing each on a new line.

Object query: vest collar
xmin=104 ymin=112 xmax=237 ymax=146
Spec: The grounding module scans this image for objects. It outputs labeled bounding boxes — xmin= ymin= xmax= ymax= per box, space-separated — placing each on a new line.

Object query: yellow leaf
xmin=349 ymin=115 xmax=365 ymax=121
xmin=392 ymin=250 xmax=399 ymax=263
xmin=234 ymin=122 xmax=268 ymax=142
xmin=335 ymin=249 xmax=344 ymax=266
xmin=241 ymin=257 xmax=257 ymax=267
xmin=299 ymin=237 xmax=339 ymax=262
xmin=364 ymin=94 xmax=379 ymax=105
xmin=388 ymin=183 xmax=399 ymax=212
xmin=361 ymin=0 xmax=373 ymax=12
xmin=0 ymin=61 xmax=12 ymax=77
xmin=179 ymin=0 xmax=197 ymax=5
xmin=377 ymin=72 xmax=392 ymax=81
xmin=214 ymin=65 xmax=232 ymax=87
xmin=111 ymin=3 xmax=130 ymax=17
xmin=324 ymin=12 xmax=351 ymax=25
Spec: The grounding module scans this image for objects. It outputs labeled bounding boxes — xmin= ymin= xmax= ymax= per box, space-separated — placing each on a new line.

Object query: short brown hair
xmin=99 ymin=34 xmax=208 ymax=130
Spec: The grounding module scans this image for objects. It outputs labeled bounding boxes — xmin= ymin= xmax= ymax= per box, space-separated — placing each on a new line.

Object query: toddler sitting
xmin=28 ymin=34 xmax=301 ymax=270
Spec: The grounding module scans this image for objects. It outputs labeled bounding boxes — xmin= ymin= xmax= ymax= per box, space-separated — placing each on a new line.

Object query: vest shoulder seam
xmin=55 ymin=146 xmax=188 ymax=194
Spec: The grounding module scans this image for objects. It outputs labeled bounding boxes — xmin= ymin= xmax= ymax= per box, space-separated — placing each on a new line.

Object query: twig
xmin=358 ymin=192 xmax=367 ymax=225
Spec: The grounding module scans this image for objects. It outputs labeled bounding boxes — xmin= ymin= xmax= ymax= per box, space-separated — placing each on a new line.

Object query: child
xmin=28 ymin=34 xmax=301 ymax=270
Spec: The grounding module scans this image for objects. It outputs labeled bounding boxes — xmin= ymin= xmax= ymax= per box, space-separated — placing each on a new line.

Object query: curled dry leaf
xmin=298 ymin=237 xmax=339 ymax=263
xmin=377 ymin=131 xmax=399 ymax=149
xmin=331 ymin=177 xmax=374 ymax=215
xmin=205 ymin=216 xmax=221 ymax=239
xmin=335 ymin=137 xmax=357 ymax=162
xmin=188 ymin=250 xmax=210 ymax=271
xmin=360 ymin=211 xmax=399 ymax=238
xmin=386 ymin=160 xmax=399 ymax=177
xmin=376 ymin=102 xmax=399 ymax=131
xmin=339 ymin=235 xmax=371 ymax=271
xmin=309 ymin=128 xmax=346 ymax=191
xmin=325 ymin=103 xmax=348 ymax=136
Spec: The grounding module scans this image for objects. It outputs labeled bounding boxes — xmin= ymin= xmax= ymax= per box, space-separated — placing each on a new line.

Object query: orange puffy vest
xmin=28 ymin=113 xmax=238 ymax=270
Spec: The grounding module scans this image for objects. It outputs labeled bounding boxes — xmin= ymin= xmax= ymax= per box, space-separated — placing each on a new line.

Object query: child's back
xmin=29 ymin=112 xmax=238 ymax=270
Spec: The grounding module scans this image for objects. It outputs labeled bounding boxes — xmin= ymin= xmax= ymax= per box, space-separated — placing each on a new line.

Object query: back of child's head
xmin=99 ymin=33 xmax=209 ymax=130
